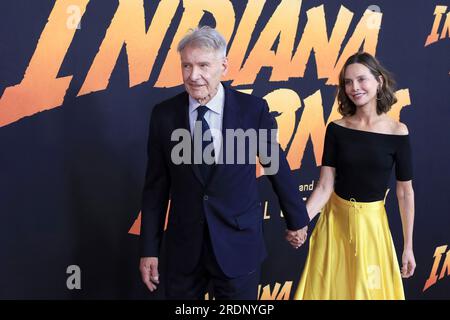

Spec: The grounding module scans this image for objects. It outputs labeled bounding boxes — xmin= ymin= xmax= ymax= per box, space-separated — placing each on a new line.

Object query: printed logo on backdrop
xmin=204 ymin=282 xmax=294 ymax=300
xmin=424 ymin=5 xmax=450 ymax=75
xmin=423 ymin=245 xmax=450 ymax=292
xmin=0 ymin=0 xmax=411 ymax=131
xmin=425 ymin=5 xmax=450 ymax=47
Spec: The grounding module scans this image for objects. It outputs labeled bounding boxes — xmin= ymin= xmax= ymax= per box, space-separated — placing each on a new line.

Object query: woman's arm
xmin=396 ymin=180 xmax=416 ymax=278
xmin=285 ymin=165 xmax=335 ymax=249
xmin=306 ymin=166 xmax=336 ymax=221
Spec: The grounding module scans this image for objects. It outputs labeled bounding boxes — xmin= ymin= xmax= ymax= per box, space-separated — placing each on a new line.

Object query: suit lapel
xmin=207 ymin=85 xmax=243 ymax=186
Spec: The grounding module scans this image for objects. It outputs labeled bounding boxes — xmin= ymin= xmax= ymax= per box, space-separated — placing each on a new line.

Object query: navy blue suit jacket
xmin=140 ymin=85 xmax=309 ymax=278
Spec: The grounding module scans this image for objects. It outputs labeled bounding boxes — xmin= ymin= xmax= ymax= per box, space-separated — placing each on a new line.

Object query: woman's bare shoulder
xmin=395 ymin=122 xmax=409 ymax=135
xmin=332 ymin=118 xmax=347 ymax=126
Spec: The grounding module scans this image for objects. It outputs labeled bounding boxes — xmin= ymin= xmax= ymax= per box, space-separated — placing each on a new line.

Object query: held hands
xmin=285 ymin=225 xmax=308 ymax=249
xmin=139 ymin=257 xmax=160 ymax=292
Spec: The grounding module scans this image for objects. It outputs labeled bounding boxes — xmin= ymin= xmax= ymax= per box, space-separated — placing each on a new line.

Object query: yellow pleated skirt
xmin=294 ymin=192 xmax=404 ymax=300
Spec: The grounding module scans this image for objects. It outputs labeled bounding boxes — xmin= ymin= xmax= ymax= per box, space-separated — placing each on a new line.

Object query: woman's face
xmin=343 ymin=63 xmax=382 ymax=109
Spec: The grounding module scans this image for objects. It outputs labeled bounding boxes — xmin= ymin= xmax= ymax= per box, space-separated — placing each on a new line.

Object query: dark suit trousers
xmin=164 ymin=223 xmax=261 ymax=300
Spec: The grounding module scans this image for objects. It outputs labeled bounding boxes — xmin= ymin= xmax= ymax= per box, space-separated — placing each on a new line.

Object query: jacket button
xmin=204 ymin=195 xmax=209 ymax=201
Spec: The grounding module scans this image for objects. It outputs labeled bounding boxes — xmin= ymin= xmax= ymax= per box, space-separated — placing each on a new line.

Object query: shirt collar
xmin=189 ymin=83 xmax=224 ymax=116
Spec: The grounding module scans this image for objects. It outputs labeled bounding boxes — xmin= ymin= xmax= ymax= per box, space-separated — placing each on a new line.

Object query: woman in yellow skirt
xmin=291 ymin=52 xmax=416 ymax=300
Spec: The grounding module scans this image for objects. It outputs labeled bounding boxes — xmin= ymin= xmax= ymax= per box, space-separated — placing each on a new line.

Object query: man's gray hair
xmin=177 ymin=26 xmax=227 ymax=58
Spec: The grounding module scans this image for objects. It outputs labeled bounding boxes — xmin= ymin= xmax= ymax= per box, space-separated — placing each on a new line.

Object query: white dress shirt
xmin=188 ymin=83 xmax=224 ymax=163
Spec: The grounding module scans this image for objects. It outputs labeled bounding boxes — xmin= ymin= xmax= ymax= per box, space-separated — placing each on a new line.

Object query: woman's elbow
xmin=396 ymin=182 xmax=414 ymax=199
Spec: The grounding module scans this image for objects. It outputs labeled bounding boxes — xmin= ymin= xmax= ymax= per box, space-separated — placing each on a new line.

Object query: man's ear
xmin=222 ymin=57 xmax=229 ymax=76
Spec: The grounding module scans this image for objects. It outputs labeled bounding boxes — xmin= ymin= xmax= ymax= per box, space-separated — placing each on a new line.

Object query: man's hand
xmin=140 ymin=257 xmax=159 ymax=292
xmin=285 ymin=225 xmax=308 ymax=249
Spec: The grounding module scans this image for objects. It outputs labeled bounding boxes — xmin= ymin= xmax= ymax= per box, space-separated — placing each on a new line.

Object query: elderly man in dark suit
xmin=139 ymin=26 xmax=309 ymax=300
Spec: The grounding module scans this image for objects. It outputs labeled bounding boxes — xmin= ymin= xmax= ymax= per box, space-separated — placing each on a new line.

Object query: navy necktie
xmin=195 ymin=105 xmax=215 ymax=181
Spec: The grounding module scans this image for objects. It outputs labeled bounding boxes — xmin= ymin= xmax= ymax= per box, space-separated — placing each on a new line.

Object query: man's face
xmin=180 ymin=45 xmax=228 ymax=104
